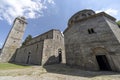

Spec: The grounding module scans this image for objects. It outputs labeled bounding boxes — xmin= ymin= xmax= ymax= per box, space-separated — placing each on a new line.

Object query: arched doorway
xmin=92 ymin=47 xmax=112 ymax=71
xmin=58 ymin=48 xmax=62 ymax=63
xmin=96 ymin=55 xmax=111 ymax=71
xmin=26 ymin=52 xmax=31 ymax=64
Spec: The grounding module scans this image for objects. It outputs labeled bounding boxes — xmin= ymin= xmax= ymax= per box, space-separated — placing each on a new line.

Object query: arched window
xmin=75 ymin=15 xmax=79 ymax=20
xmin=37 ymin=44 xmax=38 ymax=49
xmin=58 ymin=48 xmax=62 ymax=63
xmin=87 ymin=13 xmax=92 ymax=16
xmin=81 ymin=13 xmax=86 ymax=17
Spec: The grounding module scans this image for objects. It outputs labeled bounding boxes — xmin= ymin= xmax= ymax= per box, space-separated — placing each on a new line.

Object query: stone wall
xmin=42 ymin=30 xmax=65 ymax=65
xmin=14 ymin=41 xmax=44 ymax=65
xmin=25 ymin=29 xmax=54 ymax=46
xmin=13 ymin=29 xmax=65 ymax=65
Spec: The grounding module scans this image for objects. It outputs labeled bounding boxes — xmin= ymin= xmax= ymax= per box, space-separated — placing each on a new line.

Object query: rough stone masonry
xmin=64 ymin=9 xmax=120 ymax=71
xmin=0 ymin=16 xmax=27 ymax=62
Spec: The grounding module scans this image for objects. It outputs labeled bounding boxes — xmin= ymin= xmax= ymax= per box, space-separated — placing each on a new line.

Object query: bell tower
xmin=0 ymin=16 xmax=27 ymax=62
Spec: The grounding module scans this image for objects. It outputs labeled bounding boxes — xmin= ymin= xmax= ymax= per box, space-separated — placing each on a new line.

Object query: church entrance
xmin=96 ymin=55 xmax=111 ymax=71
xmin=58 ymin=49 xmax=62 ymax=63
xmin=58 ymin=53 xmax=62 ymax=63
xmin=26 ymin=52 xmax=31 ymax=64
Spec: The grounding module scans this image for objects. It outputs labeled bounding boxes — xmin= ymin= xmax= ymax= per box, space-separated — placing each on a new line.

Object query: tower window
xmin=19 ymin=20 xmax=24 ymax=24
xmin=88 ymin=28 xmax=95 ymax=34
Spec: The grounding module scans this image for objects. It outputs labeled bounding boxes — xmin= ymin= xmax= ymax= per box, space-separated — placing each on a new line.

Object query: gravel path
xmin=0 ymin=64 xmax=120 ymax=80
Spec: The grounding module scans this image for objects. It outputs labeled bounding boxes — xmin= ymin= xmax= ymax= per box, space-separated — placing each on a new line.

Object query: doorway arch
xmin=26 ymin=52 xmax=31 ymax=64
xmin=92 ymin=47 xmax=112 ymax=71
xmin=58 ymin=48 xmax=62 ymax=63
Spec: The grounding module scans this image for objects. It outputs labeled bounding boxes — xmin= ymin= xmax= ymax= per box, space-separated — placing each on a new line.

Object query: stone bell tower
xmin=0 ymin=16 xmax=27 ymax=62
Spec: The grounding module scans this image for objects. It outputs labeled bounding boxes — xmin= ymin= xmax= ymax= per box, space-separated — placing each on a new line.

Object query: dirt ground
xmin=0 ymin=64 xmax=120 ymax=80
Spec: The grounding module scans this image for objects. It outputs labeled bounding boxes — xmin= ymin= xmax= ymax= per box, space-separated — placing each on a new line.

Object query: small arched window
xmin=71 ymin=20 xmax=73 ymax=24
xmin=75 ymin=15 xmax=79 ymax=20
xmin=81 ymin=13 xmax=86 ymax=17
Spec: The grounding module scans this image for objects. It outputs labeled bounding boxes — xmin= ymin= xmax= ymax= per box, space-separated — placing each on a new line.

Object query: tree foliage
xmin=22 ymin=35 xmax=32 ymax=46
xmin=117 ymin=20 xmax=120 ymax=27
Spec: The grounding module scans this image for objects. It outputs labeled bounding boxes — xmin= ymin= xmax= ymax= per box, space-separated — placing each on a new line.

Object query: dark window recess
xmin=88 ymin=13 xmax=91 ymax=16
xmin=88 ymin=28 xmax=96 ymax=34
xmin=81 ymin=13 xmax=86 ymax=17
xmin=75 ymin=16 xmax=79 ymax=20
xmin=91 ymin=28 xmax=95 ymax=33
xmin=57 ymin=35 xmax=59 ymax=39
xmin=37 ymin=44 xmax=38 ymax=49
xmin=88 ymin=29 xmax=91 ymax=34
xmin=19 ymin=20 xmax=24 ymax=24
xmin=19 ymin=20 xmax=22 ymax=23
xmin=46 ymin=35 xmax=48 ymax=38
xmin=71 ymin=20 xmax=73 ymax=24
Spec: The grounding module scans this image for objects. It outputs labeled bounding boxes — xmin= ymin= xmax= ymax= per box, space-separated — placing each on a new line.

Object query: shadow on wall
xmin=43 ymin=53 xmax=62 ymax=66
xmin=9 ymin=49 xmax=18 ymax=63
xmin=9 ymin=49 xmax=62 ymax=66
xmin=0 ymin=49 xmax=1 ymax=54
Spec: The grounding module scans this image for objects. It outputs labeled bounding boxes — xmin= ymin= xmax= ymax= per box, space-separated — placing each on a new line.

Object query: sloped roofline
xmin=64 ymin=12 xmax=116 ymax=34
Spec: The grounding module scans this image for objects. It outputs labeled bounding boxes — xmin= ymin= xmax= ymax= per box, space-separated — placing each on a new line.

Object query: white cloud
xmin=44 ymin=0 xmax=55 ymax=4
xmin=96 ymin=8 xmax=119 ymax=16
xmin=0 ymin=0 xmax=55 ymax=24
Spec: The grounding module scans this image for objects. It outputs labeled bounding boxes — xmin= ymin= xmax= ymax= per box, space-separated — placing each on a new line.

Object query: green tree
xmin=117 ymin=20 xmax=120 ymax=27
xmin=22 ymin=35 xmax=32 ymax=46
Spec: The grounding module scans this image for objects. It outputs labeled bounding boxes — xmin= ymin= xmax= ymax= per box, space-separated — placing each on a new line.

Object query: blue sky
xmin=0 ymin=0 xmax=120 ymax=48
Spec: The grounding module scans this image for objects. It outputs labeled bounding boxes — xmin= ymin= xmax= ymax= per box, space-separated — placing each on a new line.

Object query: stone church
xmin=0 ymin=16 xmax=65 ymax=65
xmin=13 ymin=29 xmax=65 ymax=65
xmin=1 ymin=9 xmax=120 ymax=71
xmin=64 ymin=9 xmax=120 ymax=71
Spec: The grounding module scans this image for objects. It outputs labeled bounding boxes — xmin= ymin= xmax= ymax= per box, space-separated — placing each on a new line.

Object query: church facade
xmin=13 ymin=29 xmax=65 ymax=65
xmin=64 ymin=9 xmax=120 ymax=71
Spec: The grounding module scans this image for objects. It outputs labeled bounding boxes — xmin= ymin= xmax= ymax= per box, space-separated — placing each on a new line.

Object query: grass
xmin=0 ymin=63 xmax=30 ymax=70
